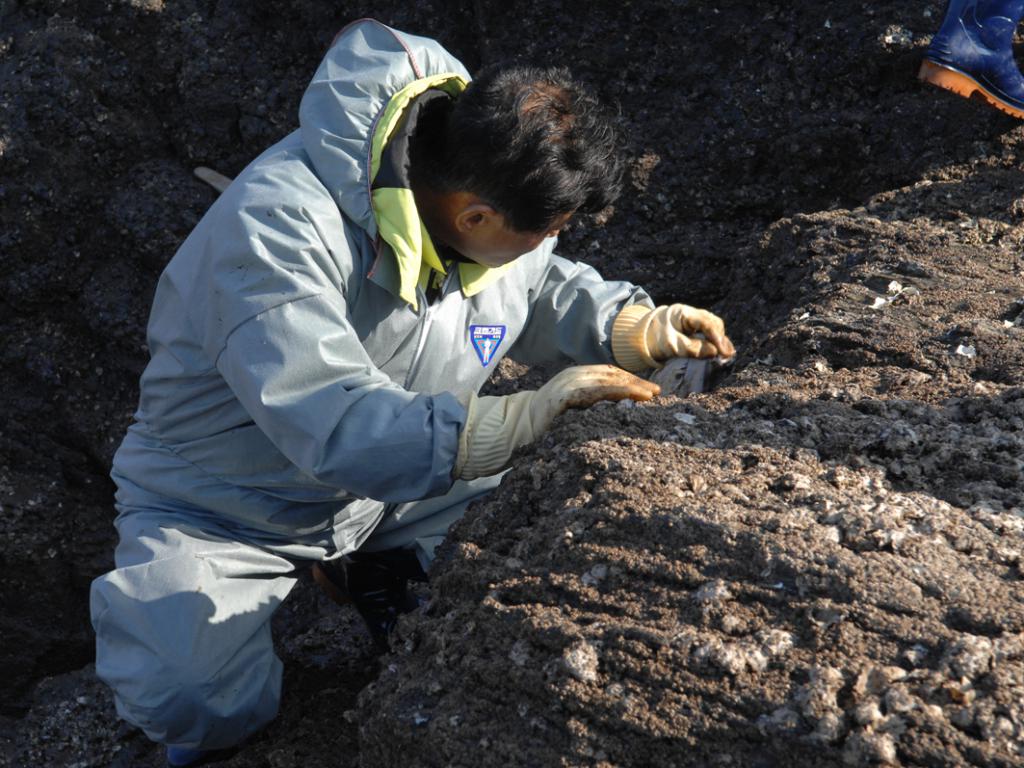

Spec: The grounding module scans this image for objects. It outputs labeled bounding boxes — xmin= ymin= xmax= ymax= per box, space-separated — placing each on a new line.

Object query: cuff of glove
xmin=455 ymin=391 xmax=538 ymax=481
xmin=453 ymin=394 xmax=478 ymax=480
xmin=611 ymin=303 xmax=660 ymax=373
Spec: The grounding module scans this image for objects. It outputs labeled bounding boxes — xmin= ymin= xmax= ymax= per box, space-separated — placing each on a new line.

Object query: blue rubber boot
xmin=920 ymin=0 xmax=1024 ymax=117
xmin=167 ymin=747 xmax=206 ymax=766
xmin=166 ymin=746 xmax=234 ymax=766
xmin=921 ymin=0 xmax=1024 ymax=117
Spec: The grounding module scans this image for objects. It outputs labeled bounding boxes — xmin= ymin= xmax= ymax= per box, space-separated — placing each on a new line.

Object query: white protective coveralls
xmin=90 ymin=19 xmax=652 ymax=751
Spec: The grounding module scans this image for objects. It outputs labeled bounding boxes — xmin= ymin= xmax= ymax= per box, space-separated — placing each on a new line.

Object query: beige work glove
xmin=455 ymin=365 xmax=660 ymax=480
xmin=611 ymin=303 xmax=736 ymax=372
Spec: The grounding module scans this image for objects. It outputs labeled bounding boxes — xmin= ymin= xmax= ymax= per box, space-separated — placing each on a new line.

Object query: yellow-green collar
xmin=369 ymin=74 xmax=516 ymax=309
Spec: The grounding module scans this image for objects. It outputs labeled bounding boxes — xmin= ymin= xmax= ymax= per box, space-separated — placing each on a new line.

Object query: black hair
xmin=409 ymin=65 xmax=624 ymax=233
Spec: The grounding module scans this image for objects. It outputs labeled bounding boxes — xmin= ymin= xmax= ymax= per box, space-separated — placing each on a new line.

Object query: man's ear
xmin=454 ymin=202 xmax=498 ymax=233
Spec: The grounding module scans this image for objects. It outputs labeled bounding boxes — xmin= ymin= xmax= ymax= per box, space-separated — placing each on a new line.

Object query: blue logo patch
xmin=470 ymin=325 xmax=506 ymax=367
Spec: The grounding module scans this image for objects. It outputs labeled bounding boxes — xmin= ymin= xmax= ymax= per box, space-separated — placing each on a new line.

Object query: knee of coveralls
xmin=89 ymin=513 xmax=296 ymax=750
xmin=361 ymin=472 xmax=507 ymax=569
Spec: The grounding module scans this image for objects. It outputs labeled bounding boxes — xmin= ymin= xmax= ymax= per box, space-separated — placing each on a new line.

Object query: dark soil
xmin=1 ymin=1 xmax=1022 ymax=766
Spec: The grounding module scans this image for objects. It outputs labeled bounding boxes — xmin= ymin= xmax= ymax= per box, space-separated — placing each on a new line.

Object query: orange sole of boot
xmin=918 ymin=59 xmax=1024 ymax=119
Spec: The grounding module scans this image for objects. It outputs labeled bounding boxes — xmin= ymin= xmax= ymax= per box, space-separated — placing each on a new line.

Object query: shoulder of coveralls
xmin=177 ymin=141 xmax=369 ymax=365
xmin=516 ymin=235 xmax=566 ymax=295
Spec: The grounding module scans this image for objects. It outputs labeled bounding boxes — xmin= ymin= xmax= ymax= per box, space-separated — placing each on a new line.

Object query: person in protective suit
xmin=89 ymin=19 xmax=735 ymax=767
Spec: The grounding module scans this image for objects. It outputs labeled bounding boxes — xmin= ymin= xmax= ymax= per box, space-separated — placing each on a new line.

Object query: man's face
xmin=453 ymin=210 xmax=573 ymax=268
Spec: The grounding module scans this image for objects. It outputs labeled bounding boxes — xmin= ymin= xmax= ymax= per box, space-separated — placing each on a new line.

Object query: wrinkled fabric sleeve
xmin=216 ymin=294 xmax=465 ymax=503
xmin=507 ymin=250 xmax=654 ymax=367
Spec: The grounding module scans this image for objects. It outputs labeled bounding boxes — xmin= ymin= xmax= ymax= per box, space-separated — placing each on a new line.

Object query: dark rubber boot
xmin=920 ymin=0 xmax=1024 ymax=117
xmin=166 ymin=746 xmax=236 ymax=766
xmin=313 ymin=549 xmax=427 ymax=651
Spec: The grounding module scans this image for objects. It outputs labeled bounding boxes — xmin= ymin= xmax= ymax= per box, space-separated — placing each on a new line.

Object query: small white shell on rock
xmin=740 ymin=644 xmax=769 ymax=674
xmin=954 ymin=344 xmax=977 ymax=358
xmin=692 ymin=637 xmax=771 ymax=676
xmin=720 ymin=614 xmax=745 ymax=635
xmin=980 ymin=715 xmax=1016 ymax=742
xmin=853 ymin=665 xmax=907 ymax=698
xmin=901 ymin=644 xmax=929 ymax=667
xmin=509 ymin=639 xmax=531 ymax=667
xmin=563 ymin=640 xmax=599 ymax=683
xmin=884 ymin=686 xmax=916 ymax=714
xmin=821 ymin=526 xmax=842 ymax=544
xmin=941 ymin=635 xmax=994 ymax=680
xmin=582 ymin=564 xmax=609 ymax=587
xmin=854 ymin=700 xmax=883 ymax=726
xmin=811 ymin=712 xmax=846 ymax=744
xmin=796 ymin=665 xmax=845 ymax=719
xmin=717 ymin=646 xmax=749 ymax=676
xmin=843 ymin=731 xmax=897 ymax=766
xmin=701 ymin=639 xmax=748 ymax=676
xmin=993 ymin=548 xmax=1020 ymax=565
xmin=808 ymin=603 xmax=846 ymax=628
xmin=694 ymin=579 xmax=732 ymax=603
xmin=757 ymin=706 xmax=802 ymax=733
xmin=758 ymin=629 xmax=795 ymax=658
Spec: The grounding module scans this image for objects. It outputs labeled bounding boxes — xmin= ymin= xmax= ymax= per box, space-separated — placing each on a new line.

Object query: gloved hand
xmin=455 ymin=365 xmax=660 ymax=480
xmin=611 ymin=303 xmax=735 ymax=372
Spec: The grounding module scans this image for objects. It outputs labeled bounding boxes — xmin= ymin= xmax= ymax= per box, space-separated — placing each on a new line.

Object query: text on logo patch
xmin=470 ymin=325 xmax=506 ymax=366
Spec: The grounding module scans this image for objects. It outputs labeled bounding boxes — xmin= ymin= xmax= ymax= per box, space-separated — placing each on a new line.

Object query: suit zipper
xmin=404 ymin=270 xmax=454 ymax=389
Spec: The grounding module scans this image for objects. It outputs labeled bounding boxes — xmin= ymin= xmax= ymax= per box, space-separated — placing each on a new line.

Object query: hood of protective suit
xmin=300 ymin=20 xmax=469 ymax=238
xmin=300 ymin=20 xmax=513 ymax=308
